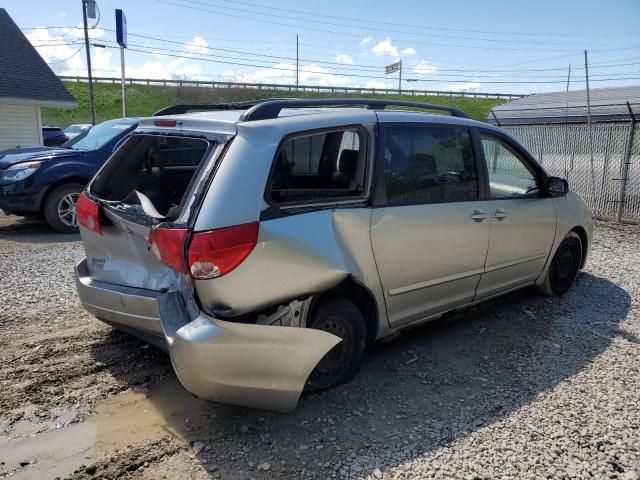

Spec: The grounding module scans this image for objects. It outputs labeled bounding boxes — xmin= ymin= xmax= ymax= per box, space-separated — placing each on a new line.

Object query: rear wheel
xmin=539 ymin=232 xmax=582 ymax=296
xmin=306 ymin=296 xmax=366 ymax=391
xmin=43 ymin=183 xmax=84 ymax=233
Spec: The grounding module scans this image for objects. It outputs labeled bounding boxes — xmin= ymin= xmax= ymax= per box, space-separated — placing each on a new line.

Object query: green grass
xmin=42 ymin=81 xmax=505 ymax=126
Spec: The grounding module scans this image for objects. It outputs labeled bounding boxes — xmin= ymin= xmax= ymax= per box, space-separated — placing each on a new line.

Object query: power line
xmin=102 ymin=44 xmax=640 ymax=85
xmin=98 ymin=38 xmax=640 ymax=82
xmin=45 ymin=45 xmax=85 ymax=64
xmin=211 ymin=0 xmax=638 ymax=39
xmin=166 ymin=0 xmax=636 ymax=47
xmin=157 ymin=0 xmax=639 ymax=53
xmin=95 ymin=29 xmax=640 ymax=78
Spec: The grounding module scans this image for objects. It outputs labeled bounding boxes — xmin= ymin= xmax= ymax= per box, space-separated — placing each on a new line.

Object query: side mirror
xmin=547 ymin=176 xmax=569 ymax=197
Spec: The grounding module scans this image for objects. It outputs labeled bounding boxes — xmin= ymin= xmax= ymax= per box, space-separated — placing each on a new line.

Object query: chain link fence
xmin=504 ymin=123 xmax=640 ymax=222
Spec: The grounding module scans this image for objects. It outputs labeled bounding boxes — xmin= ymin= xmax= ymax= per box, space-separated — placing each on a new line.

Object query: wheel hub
xmin=57 ymin=193 xmax=80 ymax=227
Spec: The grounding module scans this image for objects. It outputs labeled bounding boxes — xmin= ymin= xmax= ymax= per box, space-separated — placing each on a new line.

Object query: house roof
xmin=487 ymin=85 xmax=640 ymax=126
xmin=0 ymin=8 xmax=77 ymax=108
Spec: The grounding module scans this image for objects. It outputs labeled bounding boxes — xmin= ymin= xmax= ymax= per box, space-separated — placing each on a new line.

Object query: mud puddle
xmin=0 ymin=379 xmax=212 ymax=479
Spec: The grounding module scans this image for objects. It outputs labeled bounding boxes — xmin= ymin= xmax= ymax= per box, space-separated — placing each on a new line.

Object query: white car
xmin=64 ymin=123 xmax=92 ymax=140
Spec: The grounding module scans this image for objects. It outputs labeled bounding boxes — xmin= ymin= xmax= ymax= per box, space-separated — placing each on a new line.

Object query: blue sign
xmin=115 ymin=9 xmax=127 ymax=48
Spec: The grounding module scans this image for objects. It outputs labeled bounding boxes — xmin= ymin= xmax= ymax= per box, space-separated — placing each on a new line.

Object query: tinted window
xmin=480 ymin=135 xmax=539 ymax=197
xmin=381 ymin=124 xmax=478 ymax=204
xmin=269 ymin=128 xmax=367 ymax=204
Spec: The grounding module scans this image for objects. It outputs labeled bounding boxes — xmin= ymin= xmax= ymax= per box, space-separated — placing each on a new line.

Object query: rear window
xmin=268 ymin=127 xmax=368 ymax=204
xmin=91 ymin=134 xmax=211 ymax=218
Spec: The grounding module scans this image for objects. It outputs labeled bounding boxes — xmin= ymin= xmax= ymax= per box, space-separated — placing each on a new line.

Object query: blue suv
xmin=0 ymin=118 xmax=137 ymax=233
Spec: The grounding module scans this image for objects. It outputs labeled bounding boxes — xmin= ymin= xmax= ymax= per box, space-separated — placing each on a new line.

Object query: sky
xmin=6 ymin=0 xmax=640 ymax=95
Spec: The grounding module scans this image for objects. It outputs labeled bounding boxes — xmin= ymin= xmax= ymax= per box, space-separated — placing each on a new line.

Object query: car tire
xmin=43 ymin=183 xmax=84 ymax=234
xmin=539 ymin=231 xmax=582 ymax=296
xmin=306 ymin=296 xmax=367 ymax=392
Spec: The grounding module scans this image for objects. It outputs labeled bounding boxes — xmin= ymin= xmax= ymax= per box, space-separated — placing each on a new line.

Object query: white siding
xmin=0 ymin=103 xmax=41 ymax=150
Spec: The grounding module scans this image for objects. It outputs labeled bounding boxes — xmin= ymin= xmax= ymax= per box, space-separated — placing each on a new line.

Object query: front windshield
xmin=64 ymin=121 xmax=134 ymax=150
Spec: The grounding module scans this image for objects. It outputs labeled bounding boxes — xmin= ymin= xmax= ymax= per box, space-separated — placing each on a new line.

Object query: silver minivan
xmin=75 ymin=99 xmax=593 ymax=412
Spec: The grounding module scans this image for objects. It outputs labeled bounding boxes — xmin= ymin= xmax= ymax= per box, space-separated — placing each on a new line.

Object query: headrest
xmin=338 ymin=149 xmax=359 ymax=176
xmin=407 ymin=153 xmax=436 ymax=168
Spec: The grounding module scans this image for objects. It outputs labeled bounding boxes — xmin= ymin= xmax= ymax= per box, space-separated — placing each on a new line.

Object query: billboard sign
xmin=385 ymin=61 xmax=401 ymax=74
xmin=115 ymin=9 xmax=127 ymax=48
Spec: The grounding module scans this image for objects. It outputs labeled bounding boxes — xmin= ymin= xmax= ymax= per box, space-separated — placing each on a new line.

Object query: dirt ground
xmin=0 ymin=213 xmax=639 ymax=480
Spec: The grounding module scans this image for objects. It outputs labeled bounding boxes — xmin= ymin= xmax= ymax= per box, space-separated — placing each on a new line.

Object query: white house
xmin=0 ymin=8 xmax=77 ymax=150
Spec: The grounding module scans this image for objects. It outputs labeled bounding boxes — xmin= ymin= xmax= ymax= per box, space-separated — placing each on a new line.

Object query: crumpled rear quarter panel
xmin=194 ymin=208 xmax=387 ymax=330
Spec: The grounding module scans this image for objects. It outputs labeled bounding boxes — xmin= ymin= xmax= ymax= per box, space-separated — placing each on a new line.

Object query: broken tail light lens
xmin=187 ymin=222 xmax=259 ymax=279
xmin=76 ymin=192 xmax=102 ymax=235
xmin=149 ymin=227 xmax=189 ymax=274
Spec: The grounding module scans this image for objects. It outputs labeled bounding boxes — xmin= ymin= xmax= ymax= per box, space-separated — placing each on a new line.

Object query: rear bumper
xmin=75 ymin=258 xmax=340 ymax=412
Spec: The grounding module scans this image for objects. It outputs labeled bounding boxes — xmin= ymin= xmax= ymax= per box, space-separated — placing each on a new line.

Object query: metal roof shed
xmin=487 ymin=86 xmax=639 ymax=126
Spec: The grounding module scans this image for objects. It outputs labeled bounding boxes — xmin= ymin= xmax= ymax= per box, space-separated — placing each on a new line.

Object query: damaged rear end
xmin=75 ymin=117 xmax=341 ymax=412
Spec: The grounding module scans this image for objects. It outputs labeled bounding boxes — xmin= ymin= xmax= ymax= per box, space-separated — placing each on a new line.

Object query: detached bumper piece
xmin=75 ymin=258 xmax=341 ymax=412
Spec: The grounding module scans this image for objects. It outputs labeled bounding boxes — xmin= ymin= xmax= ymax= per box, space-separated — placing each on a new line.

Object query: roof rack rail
xmin=153 ymin=100 xmax=264 ymax=117
xmin=153 ymin=98 xmax=468 ymax=120
xmin=239 ymin=98 xmax=468 ymax=121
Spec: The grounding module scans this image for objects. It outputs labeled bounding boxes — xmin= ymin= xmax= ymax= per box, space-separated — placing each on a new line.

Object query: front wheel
xmin=43 ymin=183 xmax=84 ymax=233
xmin=539 ymin=232 xmax=583 ymax=296
xmin=306 ymin=296 xmax=367 ymax=392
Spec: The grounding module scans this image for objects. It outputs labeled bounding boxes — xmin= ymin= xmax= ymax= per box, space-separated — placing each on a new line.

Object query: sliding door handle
xmin=470 ymin=209 xmax=489 ymax=221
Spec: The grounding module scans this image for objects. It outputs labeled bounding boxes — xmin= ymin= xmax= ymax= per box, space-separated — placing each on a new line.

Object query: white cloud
xmin=58 ymin=12 xmax=66 ymax=17
xmin=400 ymin=47 xmax=417 ymax=56
xmin=26 ymin=27 xmax=87 ymax=75
xmin=183 ymin=36 xmax=208 ymax=55
xmin=360 ymin=36 xmax=373 ymax=46
xmin=413 ymin=60 xmax=438 ymax=75
xmin=448 ymin=81 xmax=481 ymax=92
xmin=334 ymin=53 xmax=354 ymax=65
xmin=364 ymin=79 xmax=391 ymax=90
xmin=223 ymin=62 xmax=351 ymax=87
xmin=371 ymin=39 xmax=398 ymax=58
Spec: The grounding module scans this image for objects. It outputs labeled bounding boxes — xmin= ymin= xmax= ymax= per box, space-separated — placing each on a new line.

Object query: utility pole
xmin=398 ymin=59 xmax=402 ymax=94
xmin=296 ymin=34 xmax=299 ymax=89
xmin=566 ymin=64 xmax=571 ymax=92
xmin=82 ymin=0 xmax=96 ymax=125
xmin=584 ymin=50 xmax=596 ymax=207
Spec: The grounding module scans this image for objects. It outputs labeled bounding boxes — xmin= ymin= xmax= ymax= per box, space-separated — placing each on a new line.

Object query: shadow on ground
xmin=0 ymin=215 xmax=79 ymax=244
xmin=87 ymin=272 xmax=632 ymax=479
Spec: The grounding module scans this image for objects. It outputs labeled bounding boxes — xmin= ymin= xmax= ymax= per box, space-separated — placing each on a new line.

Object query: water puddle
xmin=0 ymin=378 xmax=215 ymax=479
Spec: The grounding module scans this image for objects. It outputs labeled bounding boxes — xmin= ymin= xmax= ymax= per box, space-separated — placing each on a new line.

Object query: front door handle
xmin=493 ymin=208 xmax=508 ymax=220
xmin=470 ymin=209 xmax=489 ymax=221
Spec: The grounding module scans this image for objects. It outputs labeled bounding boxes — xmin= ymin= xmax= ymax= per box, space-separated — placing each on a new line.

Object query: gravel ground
xmin=0 ymin=212 xmax=639 ymax=480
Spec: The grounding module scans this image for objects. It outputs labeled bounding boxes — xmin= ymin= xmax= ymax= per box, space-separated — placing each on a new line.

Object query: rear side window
xmin=380 ymin=124 xmax=478 ymax=205
xmin=268 ymin=128 xmax=367 ymax=204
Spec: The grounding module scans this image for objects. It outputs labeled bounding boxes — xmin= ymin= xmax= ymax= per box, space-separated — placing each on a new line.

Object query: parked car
xmin=74 ymin=99 xmax=593 ymax=412
xmin=42 ymin=126 xmax=69 ymax=146
xmin=64 ymin=123 xmax=92 ymax=140
xmin=0 ymin=118 xmax=138 ymax=233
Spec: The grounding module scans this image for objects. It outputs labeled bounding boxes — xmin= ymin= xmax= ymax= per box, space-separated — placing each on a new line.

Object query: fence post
xmin=616 ymin=103 xmax=637 ymax=222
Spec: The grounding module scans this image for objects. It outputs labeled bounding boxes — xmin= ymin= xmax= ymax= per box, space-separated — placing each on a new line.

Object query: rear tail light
xmin=149 ymin=227 xmax=188 ymax=274
xmin=188 ymin=222 xmax=259 ymax=279
xmin=76 ymin=192 xmax=102 ymax=235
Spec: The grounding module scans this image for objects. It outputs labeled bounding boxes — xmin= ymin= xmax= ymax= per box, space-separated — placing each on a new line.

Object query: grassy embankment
xmin=42 ymin=81 xmax=506 ymax=126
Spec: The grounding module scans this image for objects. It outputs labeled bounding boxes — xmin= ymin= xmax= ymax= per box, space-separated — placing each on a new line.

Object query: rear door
xmin=474 ymin=129 xmax=556 ymax=299
xmin=370 ymin=123 xmax=491 ymax=327
xmin=81 ymin=132 xmax=222 ymax=290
